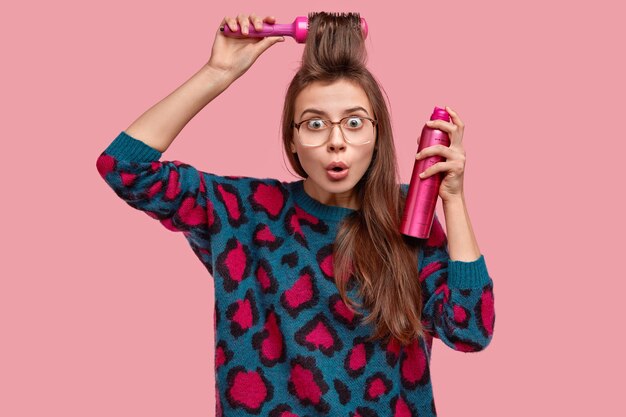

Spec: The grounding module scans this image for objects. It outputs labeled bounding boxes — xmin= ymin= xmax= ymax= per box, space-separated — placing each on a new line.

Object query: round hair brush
xmin=220 ymin=12 xmax=368 ymax=43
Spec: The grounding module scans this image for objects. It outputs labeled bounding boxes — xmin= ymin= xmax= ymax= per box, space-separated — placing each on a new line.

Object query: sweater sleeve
xmin=95 ymin=131 xmax=221 ymax=238
xmin=419 ymin=213 xmax=495 ymax=352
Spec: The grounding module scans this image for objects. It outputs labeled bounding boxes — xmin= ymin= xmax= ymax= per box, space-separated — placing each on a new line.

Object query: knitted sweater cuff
xmin=447 ymin=254 xmax=491 ymax=289
xmin=104 ymin=131 xmax=162 ymax=162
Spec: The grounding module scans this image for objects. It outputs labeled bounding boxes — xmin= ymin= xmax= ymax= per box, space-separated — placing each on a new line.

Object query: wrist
xmin=200 ymin=64 xmax=238 ymax=88
xmin=442 ymin=192 xmax=465 ymax=206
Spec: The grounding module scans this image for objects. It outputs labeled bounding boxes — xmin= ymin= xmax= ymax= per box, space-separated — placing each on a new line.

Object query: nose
xmin=327 ymin=124 xmax=347 ymax=151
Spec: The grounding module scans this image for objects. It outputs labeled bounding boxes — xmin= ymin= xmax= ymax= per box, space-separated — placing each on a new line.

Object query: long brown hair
xmin=280 ymin=12 xmax=424 ymax=346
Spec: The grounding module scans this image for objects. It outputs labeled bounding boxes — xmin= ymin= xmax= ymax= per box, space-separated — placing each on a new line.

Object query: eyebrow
xmin=300 ymin=106 xmax=370 ymax=119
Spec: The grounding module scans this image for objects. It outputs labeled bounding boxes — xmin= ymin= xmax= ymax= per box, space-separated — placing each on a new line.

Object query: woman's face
xmin=291 ymin=79 xmax=377 ymax=210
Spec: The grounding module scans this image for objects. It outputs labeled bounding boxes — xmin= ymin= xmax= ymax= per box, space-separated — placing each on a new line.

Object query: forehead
xmin=294 ymin=79 xmax=372 ymax=116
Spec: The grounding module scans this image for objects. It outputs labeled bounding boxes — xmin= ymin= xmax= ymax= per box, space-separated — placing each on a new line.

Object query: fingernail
xmin=419 ymin=172 xmax=426 ymax=178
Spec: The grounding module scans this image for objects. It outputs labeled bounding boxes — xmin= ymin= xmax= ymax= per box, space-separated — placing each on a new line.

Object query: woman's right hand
xmin=206 ymin=13 xmax=285 ymax=81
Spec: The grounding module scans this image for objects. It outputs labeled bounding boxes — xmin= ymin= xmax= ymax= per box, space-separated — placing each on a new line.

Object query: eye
xmin=343 ymin=117 xmax=364 ymax=129
xmin=306 ymin=119 xmax=326 ymax=130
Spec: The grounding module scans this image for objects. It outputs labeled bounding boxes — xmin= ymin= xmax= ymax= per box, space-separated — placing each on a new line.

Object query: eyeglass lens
xmin=298 ymin=117 xmax=374 ymax=146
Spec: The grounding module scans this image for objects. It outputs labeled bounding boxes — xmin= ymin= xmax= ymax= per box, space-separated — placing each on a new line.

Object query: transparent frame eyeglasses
xmin=292 ymin=116 xmax=378 ymax=147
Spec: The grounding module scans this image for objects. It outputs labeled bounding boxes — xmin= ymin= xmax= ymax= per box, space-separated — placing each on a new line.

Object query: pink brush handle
xmin=221 ymin=23 xmax=296 ymax=38
xmin=220 ymin=17 xmax=309 ymax=43
xmin=220 ymin=16 xmax=368 ymax=44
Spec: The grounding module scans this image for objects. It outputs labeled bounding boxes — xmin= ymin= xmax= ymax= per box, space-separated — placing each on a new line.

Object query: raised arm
xmin=123 ymin=64 xmax=234 ymax=153
xmin=96 ymin=14 xmax=285 ymax=233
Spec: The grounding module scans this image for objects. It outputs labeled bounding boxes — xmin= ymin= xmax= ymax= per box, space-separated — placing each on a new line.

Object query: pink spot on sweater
xmin=420 ymin=261 xmax=443 ymax=283
xmin=333 ymin=298 xmax=354 ymax=322
xmin=455 ymin=342 xmax=477 ymax=352
xmin=401 ymin=340 xmax=427 ymax=385
xmin=96 ymin=154 xmax=114 ymax=177
xmin=290 ymin=364 xmax=322 ymax=403
xmin=261 ymin=311 xmax=284 ymax=361
xmin=253 ymin=183 xmax=284 ymax=217
xmin=481 ymin=289 xmax=495 ymax=336
xmin=294 ymin=205 xmax=318 ymax=224
xmin=257 ymin=225 xmax=275 ymax=242
xmin=120 ymin=172 xmax=136 ymax=186
xmin=385 ymin=337 xmax=401 ymax=362
xmin=229 ymin=370 xmax=268 ymax=408
xmin=215 ymin=345 xmax=226 ymax=368
xmin=348 ymin=343 xmax=367 ymax=370
xmin=217 ymin=184 xmax=242 ymax=221
xmin=305 ymin=321 xmax=334 ymax=349
xmin=165 ymin=169 xmax=181 ymax=200
xmin=289 ymin=215 xmax=304 ymax=238
xmin=232 ymin=299 xmax=253 ymax=329
xmin=392 ymin=395 xmax=413 ymax=417
xmin=367 ymin=377 xmax=386 ymax=398
xmin=257 ymin=264 xmax=271 ymax=290
xmin=319 ymin=253 xmax=334 ymax=277
xmin=178 ymin=196 xmax=206 ymax=226
xmin=147 ymin=181 xmax=162 ymax=198
xmin=226 ymin=241 xmax=247 ymax=282
xmin=159 ymin=218 xmax=181 ymax=232
xmin=434 ymin=283 xmax=450 ymax=302
xmin=284 ymin=272 xmax=313 ymax=308
xmin=453 ymin=305 xmax=467 ymax=322
xmin=199 ymin=175 xmax=206 ymax=193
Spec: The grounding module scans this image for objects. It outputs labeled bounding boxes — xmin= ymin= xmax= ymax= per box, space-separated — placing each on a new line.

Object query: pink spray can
xmin=400 ymin=106 xmax=451 ymax=239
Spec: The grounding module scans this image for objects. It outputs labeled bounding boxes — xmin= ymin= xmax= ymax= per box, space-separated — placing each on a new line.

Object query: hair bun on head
xmin=302 ymin=12 xmax=367 ymax=72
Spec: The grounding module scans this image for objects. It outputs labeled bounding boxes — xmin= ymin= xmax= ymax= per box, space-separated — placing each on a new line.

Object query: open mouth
xmin=327 ymin=167 xmax=349 ymax=180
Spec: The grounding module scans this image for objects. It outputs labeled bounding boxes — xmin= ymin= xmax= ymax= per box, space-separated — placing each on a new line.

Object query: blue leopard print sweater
xmin=96 ymin=131 xmax=495 ymax=417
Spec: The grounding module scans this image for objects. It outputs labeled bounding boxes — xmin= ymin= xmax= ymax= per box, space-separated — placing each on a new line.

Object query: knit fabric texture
xmin=96 ymin=131 xmax=495 ymax=417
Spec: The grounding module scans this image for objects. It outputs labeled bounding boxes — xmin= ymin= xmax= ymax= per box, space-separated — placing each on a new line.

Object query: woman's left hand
xmin=415 ymin=106 xmax=467 ymax=203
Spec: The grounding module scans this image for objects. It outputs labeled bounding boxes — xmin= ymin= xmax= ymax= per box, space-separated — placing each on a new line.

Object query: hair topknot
xmin=302 ymin=11 xmax=367 ymax=72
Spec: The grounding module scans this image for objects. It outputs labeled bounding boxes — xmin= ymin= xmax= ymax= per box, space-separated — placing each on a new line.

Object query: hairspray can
xmin=400 ymin=106 xmax=451 ymax=238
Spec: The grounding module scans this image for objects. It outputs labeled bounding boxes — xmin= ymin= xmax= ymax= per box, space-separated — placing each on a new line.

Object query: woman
xmin=96 ymin=12 xmax=495 ymax=417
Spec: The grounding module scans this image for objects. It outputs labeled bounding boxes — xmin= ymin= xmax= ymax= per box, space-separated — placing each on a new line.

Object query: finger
xmin=221 ymin=16 xmax=238 ymax=32
xmin=255 ymin=35 xmax=285 ymax=52
xmin=263 ymin=16 xmax=277 ymax=23
xmin=415 ymin=145 xmax=452 ymax=160
xmin=445 ymin=106 xmax=465 ymax=130
xmin=425 ymin=119 xmax=457 ymax=134
xmin=249 ymin=13 xmax=263 ymax=31
xmin=237 ymin=13 xmax=249 ymax=35
xmin=418 ymin=161 xmax=455 ymax=178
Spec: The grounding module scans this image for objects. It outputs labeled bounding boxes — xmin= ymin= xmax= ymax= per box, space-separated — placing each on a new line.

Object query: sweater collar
xmin=291 ymin=180 xmax=356 ymax=222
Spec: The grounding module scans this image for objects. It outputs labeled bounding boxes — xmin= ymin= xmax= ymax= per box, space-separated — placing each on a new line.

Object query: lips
xmin=326 ymin=161 xmax=349 ymax=181
xmin=326 ymin=161 xmax=349 ymax=171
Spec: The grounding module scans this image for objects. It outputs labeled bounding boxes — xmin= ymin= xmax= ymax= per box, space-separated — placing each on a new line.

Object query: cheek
xmin=295 ymin=149 xmax=318 ymax=171
xmin=357 ymin=147 xmax=376 ymax=168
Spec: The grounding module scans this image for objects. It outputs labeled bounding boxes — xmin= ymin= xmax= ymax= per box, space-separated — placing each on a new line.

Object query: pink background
xmin=2 ymin=0 xmax=624 ymax=415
